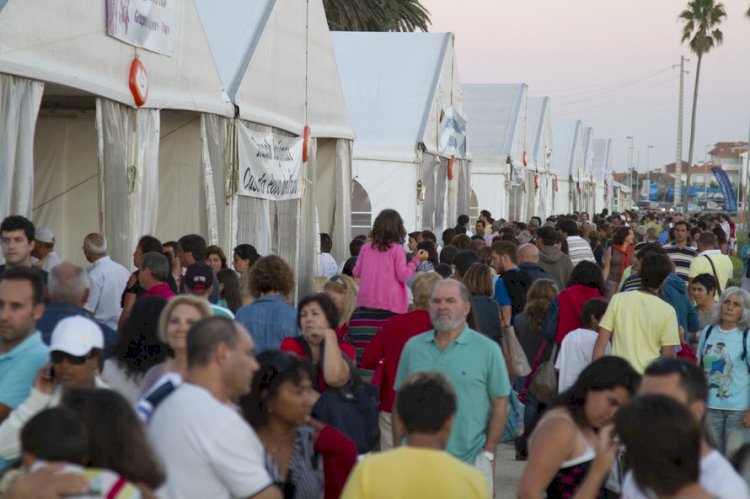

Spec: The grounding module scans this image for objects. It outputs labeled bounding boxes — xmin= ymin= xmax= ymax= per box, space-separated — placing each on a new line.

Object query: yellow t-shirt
xmin=599 ymin=290 xmax=681 ymax=373
xmin=689 ymin=251 xmax=734 ymax=301
xmin=341 ymin=447 xmax=489 ymax=499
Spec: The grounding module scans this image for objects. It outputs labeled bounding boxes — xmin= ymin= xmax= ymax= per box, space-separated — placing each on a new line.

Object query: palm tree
xmin=679 ymin=0 xmax=727 ymax=215
xmin=323 ymin=0 xmax=430 ymax=32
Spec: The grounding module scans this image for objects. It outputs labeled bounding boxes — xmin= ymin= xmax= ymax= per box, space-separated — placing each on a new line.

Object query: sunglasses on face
xmin=50 ymin=351 xmax=92 ymax=365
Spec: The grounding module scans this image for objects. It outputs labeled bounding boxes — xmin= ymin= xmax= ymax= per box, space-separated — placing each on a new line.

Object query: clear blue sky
xmin=422 ymin=0 xmax=750 ymax=173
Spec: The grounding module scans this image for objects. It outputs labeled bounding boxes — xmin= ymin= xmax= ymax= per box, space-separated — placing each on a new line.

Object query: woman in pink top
xmin=353 ymin=209 xmax=428 ymax=314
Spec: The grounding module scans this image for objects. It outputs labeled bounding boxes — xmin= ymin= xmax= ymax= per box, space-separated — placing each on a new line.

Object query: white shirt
xmin=148 ymin=383 xmax=272 ymax=499
xmin=566 ymin=236 xmax=596 ymax=267
xmin=555 ymin=328 xmax=610 ymax=393
xmin=84 ymin=256 xmax=130 ymax=331
xmin=621 ymin=449 xmax=750 ymax=499
xmin=101 ymin=359 xmax=142 ymax=406
xmin=39 ymin=251 xmax=62 ymax=272
xmin=318 ymin=252 xmax=339 ymax=278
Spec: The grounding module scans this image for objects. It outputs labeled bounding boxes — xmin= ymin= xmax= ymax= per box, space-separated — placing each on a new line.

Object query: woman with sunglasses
xmin=0 ymin=316 xmax=108 ymax=463
xmin=239 ymin=351 xmax=357 ymax=499
xmin=323 ymin=274 xmax=359 ymax=341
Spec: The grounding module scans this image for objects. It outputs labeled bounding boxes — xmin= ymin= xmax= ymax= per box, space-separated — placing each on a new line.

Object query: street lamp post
xmin=646 ymin=145 xmax=653 ymax=205
xmin=626 ymin=136 xmax=634 ymax=204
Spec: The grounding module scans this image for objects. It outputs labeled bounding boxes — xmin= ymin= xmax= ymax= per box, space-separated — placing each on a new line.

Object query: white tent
xmin=580 ymin=126 xmax=596 ymax=215
xmin=552 ymin=120 xmax=586 ymax=215
xmin=197 ymin=0 xmax=355 ymax=295
xmin=592 ymin=138 xmax=613 ymax=214
xmin=527 ymin=96 xmax=554 ymax=220
xmin=0 ymin=0 xmax=234 ymax=268
xmin=332 ymin=32 xmax=469 ymax=235
xmin=463 ymin=84 xmax=527 ymax=223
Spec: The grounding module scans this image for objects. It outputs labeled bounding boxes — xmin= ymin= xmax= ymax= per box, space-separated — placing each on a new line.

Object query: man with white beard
xmin=393 ymin=279 xmax=510 ymax=497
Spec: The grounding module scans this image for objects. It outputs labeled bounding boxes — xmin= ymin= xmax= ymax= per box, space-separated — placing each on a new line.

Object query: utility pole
xmin=647 ymin=145 xmax=653 ymax=204
xmin=674 ymin=56 xmax=686 ymax=206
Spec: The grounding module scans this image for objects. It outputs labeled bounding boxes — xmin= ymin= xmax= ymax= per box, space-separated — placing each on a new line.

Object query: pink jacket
xmin=353 ymin=242 xmax=418 ymax=314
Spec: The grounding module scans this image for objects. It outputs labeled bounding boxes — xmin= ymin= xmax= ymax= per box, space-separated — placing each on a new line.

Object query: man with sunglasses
xmin=0 ymin=316 xmax=107 ymax=464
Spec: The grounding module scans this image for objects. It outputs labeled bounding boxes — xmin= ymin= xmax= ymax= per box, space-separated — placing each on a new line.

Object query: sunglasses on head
xmin=330 ymin=275 xmax=346 ymax=288
xmin=50 ymin=351 xmax=92 ymax=365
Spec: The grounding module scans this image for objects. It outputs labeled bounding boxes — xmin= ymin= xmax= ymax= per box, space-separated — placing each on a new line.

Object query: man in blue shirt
xmin=0 ymin=267 xmax=49 ymax=430
xmin=394 ymin=279 xmax=511 ymax=496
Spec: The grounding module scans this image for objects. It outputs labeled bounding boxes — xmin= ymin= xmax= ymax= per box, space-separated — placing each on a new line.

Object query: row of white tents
xmin=0 ymin=0 xmax=631 ymax=296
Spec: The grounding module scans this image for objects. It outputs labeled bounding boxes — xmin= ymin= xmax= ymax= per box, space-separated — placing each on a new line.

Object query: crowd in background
xmin=0 ymin=206 xmax=750 ymax=498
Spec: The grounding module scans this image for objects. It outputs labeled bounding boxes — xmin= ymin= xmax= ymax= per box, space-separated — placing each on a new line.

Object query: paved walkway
xmin=495 ymin=443 xmax=525 ymax=499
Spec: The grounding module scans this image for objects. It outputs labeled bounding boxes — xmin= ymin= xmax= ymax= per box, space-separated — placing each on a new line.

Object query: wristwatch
xmin=482 ymin=450 xmax=495 ymax=462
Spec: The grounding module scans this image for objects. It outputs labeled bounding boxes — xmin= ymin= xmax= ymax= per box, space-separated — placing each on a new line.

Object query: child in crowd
xmin=555 ymin=298 xmax=610 ymax=393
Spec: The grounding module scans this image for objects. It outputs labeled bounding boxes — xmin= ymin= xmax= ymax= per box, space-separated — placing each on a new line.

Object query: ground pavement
xmin=495 ymin=443 xmax=525 ymax=498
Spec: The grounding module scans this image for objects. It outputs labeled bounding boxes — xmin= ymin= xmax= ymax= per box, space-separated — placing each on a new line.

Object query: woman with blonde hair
xmin=138 ymin=295 xmax=212 ymax=396
xmin=324 ymin=274 xmax=360 ymax=340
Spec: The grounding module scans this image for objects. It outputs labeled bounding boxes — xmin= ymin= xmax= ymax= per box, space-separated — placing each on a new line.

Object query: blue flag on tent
xmin=711 ymin=167 xmax=737 ymax=212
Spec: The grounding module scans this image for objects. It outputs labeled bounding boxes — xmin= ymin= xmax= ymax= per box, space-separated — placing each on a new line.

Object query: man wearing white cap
xmin=31 ymin=228 xmax=61 ymax=272
xmin=0 ymin=316 xmax=108 ymax=463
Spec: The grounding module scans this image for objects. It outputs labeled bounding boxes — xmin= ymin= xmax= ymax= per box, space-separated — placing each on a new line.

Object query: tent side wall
xmin=470 ymin=161 xmax=507 ymax=222
xmin=353 ymin=158 xmax=419 ymax=232
xmin=33 ymin=111 xmax=99 ymax=268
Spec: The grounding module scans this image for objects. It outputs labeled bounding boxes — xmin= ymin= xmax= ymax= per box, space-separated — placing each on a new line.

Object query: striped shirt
xmin=344 ymin=307 xmax=396 ymax=370
xmin=663 ymin=243 xmax=696 ymax=283
xmin=566 ymin=236 xmax=596 ymax=268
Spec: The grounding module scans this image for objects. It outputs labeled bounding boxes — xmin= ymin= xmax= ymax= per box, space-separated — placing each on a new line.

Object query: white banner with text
xmin=106 ymin=0 xmax=175 ymax=56
xmin=237 ymin=125 xmax=304 ymax=201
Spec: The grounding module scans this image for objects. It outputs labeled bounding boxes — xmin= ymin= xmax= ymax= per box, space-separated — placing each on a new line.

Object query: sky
xmin=421 ymin=0 xmax=750 ymax=173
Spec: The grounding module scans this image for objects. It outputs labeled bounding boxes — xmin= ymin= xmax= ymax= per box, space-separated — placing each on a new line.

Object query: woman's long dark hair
xmin=547 ymin=356 xmax=640 ymax=429
xmin=113 ymin=296 xmax=171 ymax=380
xmin=567 ymin=260 xmax=607 ymax=295
xmin=217 ymin=268 xmax=242 ymax=313
xmin=417 ymin=240 xmax=439 ymax=267
xmin=62 ymin=388 xmax=165 ymax=488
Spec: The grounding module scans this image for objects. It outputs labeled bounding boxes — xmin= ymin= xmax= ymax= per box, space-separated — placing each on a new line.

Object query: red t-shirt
xmin=280 ymin=337 xmax=356 ymax=392
xmin=360 ymin=309 xmax=432 ymax=412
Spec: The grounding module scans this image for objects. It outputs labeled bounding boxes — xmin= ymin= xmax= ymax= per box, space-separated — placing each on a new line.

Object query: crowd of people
xmin=0 ymin=206 xmax=749 ymax=498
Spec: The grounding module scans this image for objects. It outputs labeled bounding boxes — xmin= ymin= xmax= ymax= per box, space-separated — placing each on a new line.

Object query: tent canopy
xmin=552 ymin=120 xmax=584 ymax=177
xmin=332 ymin=32 xmax=461 ymax=162
xmin=463 ymin=84 xmax=526 ymax=162
xmin=0 ymin=0 xmax=233 ymax=116
xmin=592 ymin=138 xmax=612 ymax=182
xmin=197 ymin=0 xmax=354 ymax=139
xmin=527 ymin=96 xmax=552 ymax=172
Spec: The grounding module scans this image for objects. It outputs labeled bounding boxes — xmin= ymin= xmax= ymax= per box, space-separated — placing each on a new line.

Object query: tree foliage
xmin=323 ymin=0 xmax=431 ymax=32
xmin=678 ymin=0 xmax=726 ymax=214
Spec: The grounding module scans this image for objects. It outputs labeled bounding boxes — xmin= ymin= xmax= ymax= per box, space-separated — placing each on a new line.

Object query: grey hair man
xmin=36 ymin=262 xmax=116 ymax=356
xmin=393 ymin=279 xmax=511 ymax=496
xmin=137 ymin=252 xmax=174 ymax=300
xmin=82 ymin=233 xmax=130 ymax=331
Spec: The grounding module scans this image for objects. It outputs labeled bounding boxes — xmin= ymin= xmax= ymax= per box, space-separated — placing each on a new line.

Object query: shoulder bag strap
xmin=698 ymin=325 xmax=715 ymax=368
xmin=703 ymin=255 xmax=722 ymax=295
xmin=520 ymin=340 xmax=550 ymax=400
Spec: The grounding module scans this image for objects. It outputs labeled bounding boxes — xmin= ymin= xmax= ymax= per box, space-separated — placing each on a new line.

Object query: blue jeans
xmin=707 ymin=408 xmax=750 ymax=456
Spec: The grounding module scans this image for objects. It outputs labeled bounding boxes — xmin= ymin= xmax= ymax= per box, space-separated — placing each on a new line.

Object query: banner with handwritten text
xmin=237 ymin=125 xmax=304 ymax=201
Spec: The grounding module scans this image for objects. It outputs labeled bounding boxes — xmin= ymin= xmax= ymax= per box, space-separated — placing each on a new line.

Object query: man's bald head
xmin=517 ymin=243 xmax=539 ymax=264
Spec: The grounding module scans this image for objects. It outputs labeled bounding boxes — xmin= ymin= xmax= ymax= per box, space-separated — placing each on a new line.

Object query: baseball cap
xmin=184 ymin=263 xmax=214 ymax=292
xmin=35 ymin=228 xmax=55 ymax=244
xmin=50 ymin=316 xmax=104 ymax=356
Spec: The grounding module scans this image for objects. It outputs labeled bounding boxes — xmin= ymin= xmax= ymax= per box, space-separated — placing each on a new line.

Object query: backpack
xmin=502 ymin=269 xmax=533 ymax=315
xmin=312 ymin=371 xmax=380 ymax=454
xmin=294 ymin=337 xmax=379 ymax=454
xmin=699 ymin=326 xmax=750 ymax=373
